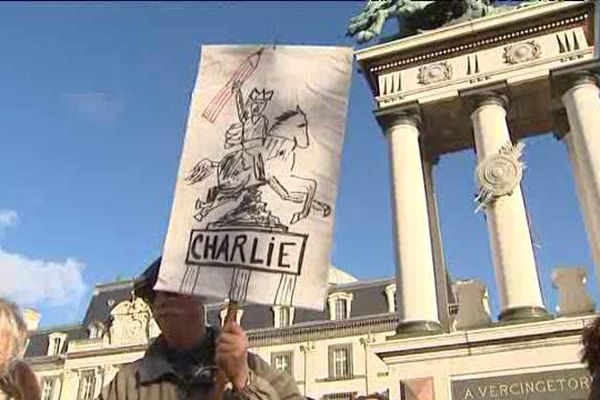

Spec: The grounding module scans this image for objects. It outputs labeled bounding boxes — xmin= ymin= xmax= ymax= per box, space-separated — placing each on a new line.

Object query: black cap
xmin=133 ymin=257 xmax=161 ymax=303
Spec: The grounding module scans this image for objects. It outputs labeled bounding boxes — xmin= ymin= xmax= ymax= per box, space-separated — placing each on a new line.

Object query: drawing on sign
xmin=181 ymin=49 xmax=332 ymax=304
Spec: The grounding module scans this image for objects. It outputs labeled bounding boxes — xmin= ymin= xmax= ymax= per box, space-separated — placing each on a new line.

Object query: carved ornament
xmin=474 ymin=141 xmax=524 ymax=212
xmin=502 ymin=40 xmax=541 ymax=64
xmin=418 ymin=62 xmax=452 ymax=85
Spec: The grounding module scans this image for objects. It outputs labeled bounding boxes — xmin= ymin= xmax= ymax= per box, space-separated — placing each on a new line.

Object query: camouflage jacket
xmin=97 ymin=329 xmax=303 ymax=400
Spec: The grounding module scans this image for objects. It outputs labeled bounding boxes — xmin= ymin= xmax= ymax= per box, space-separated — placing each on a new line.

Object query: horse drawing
xmin=185 ymin=105 xmax=331 ymax=225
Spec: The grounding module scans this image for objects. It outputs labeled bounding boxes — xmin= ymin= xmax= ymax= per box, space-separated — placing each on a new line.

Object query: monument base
xmin=499 ymin=306 xmax=552 ymax=323
xmin=388 ymin=320 xmax=443 ymax=339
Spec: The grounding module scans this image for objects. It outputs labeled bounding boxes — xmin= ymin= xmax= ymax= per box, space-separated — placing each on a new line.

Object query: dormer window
xmin=334 ymin=299 xmax=346 ymax=320
xmin=52 ymin=338 xmax=61 ymax=354
xmin=272 ymin=306 xmax=295 ymax=328
xmin=47 ymin=332 xmax=67 ymax=356
xmin=384 ymin=283 xmax=397 ymax=313
xmin=88 ymin=321 xmax=105 ymax=339
xmin=327 ymin=292 xmax=353 ymax=320
xmin=219 ymin=304 xmax=244 ymax=326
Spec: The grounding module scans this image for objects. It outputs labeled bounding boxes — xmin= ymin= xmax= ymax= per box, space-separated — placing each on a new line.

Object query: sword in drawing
xmin=202 ymin=48 xmax=264 ymax=123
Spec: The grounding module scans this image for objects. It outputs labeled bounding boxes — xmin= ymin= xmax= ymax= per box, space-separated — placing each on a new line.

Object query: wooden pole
xmin=212 ymin=300 xmax=239 ymax=400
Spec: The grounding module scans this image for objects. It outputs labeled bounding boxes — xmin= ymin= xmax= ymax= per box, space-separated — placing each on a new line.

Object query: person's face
xmin=150 ymin=291 xmax=204 ymax=342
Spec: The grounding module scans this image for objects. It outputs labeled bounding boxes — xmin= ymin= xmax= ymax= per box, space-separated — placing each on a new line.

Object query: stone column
xmin=378 ymin=109 xmax=442 ymax=335
xmin=422 ymin=156 xmax=451 ymax=332
xmin=556 ymin=122 xmax=600 ymax=281
xmin=469 ymin=94 xmax=547 ymax=321
xmin=559 ymin=74 xmax=600 ymax=285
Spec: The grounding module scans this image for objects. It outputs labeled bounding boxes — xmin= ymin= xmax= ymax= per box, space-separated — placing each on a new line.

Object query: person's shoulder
xmin=98 ymin=361 xmax=142 ymax=400
xmin=246 ymin=352 xmax=302 ymax=397
xmin=247 ymin=352 xmax=270 ymax=370
xmin=247 ymin=352 xmax=290 ymax=382
xmin=110 ymin=360 xmax=141 ymax=383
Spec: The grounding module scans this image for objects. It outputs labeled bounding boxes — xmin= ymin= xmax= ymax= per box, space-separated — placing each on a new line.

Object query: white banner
xmin=156 ymin=45 xmax=352 ymax=310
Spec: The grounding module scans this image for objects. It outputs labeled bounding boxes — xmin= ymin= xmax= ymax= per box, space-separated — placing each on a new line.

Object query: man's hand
xmin=216 ymin=321 xmax=249 ymax=391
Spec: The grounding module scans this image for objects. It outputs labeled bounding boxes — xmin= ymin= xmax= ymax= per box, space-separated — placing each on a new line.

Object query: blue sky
xmin=0 ymin=1 xmax=596 ymax=328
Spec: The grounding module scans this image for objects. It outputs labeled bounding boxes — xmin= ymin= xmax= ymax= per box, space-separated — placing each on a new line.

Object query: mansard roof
xmin=24 ymin=324 xmax=87 ymax=358
xmin=24 ymin=258 xmax=454 ymax=358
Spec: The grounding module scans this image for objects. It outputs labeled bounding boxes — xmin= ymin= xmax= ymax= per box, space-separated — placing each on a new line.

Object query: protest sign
xmin=156 ymin=45 xmax=352 ymax=310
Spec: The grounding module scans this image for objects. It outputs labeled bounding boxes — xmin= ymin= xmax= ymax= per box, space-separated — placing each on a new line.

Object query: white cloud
xmin=0 ymin=209 xmax=17 ymax=231
xmin=61 ymin=92 xmax=124 ymax=123
xmin=0 ymin=248 xmax=87 ymax=308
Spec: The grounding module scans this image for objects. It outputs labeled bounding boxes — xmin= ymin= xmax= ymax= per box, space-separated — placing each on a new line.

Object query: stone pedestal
xmin=453 ymin=279 xmax=491 ymax=331
xmin=552 ymin=267 xmax=595 ymax=316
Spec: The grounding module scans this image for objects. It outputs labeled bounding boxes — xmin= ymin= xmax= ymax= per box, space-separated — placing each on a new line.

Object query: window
xmin=41 ymin=378 xmax=55 ymax=400
xmin=279 ymin=307 xmax=291 ymax=327
xmin=47 ymin=332 xmax=67 ymax=356
xmin=384 ymin=283 xmax=397 ymax=313
xmin=272 ymin=306 xmax=295 ymax=328
xmin=333 ymin=347 xmax=348 ymax=377
xmin=52 ymin=338 xmax=62 ymax=354
xmin=328 ymin=344 xmax=353 ymax=379
xmin=78 ymin=370 xmax=96 ymax=400
xmin=327 ymin=292 xmax=353 ymax=320
xmin=334 ymin=299 xmax=347 ymax=321
xmin=88 ymin=322 xmax=104 ymax=339
xmin=271 ymin=351 xmax=293 ymax=375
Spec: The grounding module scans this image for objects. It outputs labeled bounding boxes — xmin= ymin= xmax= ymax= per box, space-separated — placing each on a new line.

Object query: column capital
xmin=459 ymin=81 xmax=510 ymax=115
xmin=375 ymin=102 xmax=422 ymax=133
xmin=550 ymin=59 xmax=600 ymax=98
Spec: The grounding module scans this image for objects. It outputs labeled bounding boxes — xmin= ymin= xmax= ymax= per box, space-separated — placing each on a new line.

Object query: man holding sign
xmin=97 ymin=259 xmax=302 ymax=399
xmin=108 ymin=44 xmax=352 ymax=400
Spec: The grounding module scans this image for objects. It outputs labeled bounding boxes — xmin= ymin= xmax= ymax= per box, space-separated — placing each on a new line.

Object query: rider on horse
xmin=227 ymin=81 xmax=274 ymax=182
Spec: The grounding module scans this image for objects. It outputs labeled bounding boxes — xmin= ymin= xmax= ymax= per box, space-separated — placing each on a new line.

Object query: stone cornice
xmin=248 ymin=314 xmax=398 ymax=348
xmin=93 ymin=280 xmax=134 ymax=294
xmin=60 ymin=343 xmax=148 ymax=360
xmin=356 ymin=2 xmax=591 ymax=76
xmin=26 ymin=355 xmax=64 ymax=367
xmin=373 ymin=315 xmax=595 ymax=363
xmin=25 ymin=315 xmax=398 ymax=364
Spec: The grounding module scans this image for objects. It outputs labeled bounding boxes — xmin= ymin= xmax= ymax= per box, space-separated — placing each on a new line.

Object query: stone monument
xmin=353 ymin=0 xmax=599 ymax=335
xmin=352 ymin=1 xmax=599 ymax=398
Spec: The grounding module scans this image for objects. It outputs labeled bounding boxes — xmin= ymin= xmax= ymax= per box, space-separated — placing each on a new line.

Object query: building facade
xmin=23 ymin=266 xmax=419 ymax=400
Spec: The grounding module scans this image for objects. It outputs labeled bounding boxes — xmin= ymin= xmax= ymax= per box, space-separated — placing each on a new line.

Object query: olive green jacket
xmin=96 ymin=331 xmax=302 ymax=400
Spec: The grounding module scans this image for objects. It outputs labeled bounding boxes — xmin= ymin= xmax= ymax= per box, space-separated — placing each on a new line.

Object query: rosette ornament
xmin=474 ymin=142 xmax=525 ymax=212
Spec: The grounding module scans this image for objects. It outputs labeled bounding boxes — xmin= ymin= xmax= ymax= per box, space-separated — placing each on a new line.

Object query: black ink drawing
xmin=186 ymin=82 xmax=331 ymax=229
xmin=181 ymin=48 xmax=331 ymax=305
xmin=202 ymin=49 xmax=263 ymax=123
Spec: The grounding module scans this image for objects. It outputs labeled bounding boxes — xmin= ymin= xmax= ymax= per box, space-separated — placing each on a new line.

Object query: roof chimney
xmin=22 ymin=309 xmax=41 ymax=331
